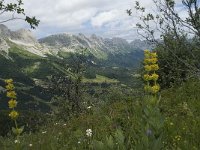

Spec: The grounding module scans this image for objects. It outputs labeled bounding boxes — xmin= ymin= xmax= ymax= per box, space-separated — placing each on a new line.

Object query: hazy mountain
xmin=39 ymin=33 xmax=139 ymax=57
xmin=0 ymin=24 xmax=36 ymax=44
xmin=130 ymin=39 xmax=152 ymax=51
xmin=0 ymin=24 xmax=149 ymax=59
xmin=0 ymin=25 xmax=147 ymax=111
xmin=0 ymin=24 xmax=50 ymax=57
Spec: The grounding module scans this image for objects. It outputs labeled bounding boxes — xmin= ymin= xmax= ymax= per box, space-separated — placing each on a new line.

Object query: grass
xmin=0 ymin=40 xmax=199 ymax=149
xmin=92 ymin=49 xmax=108 ymax=60
xmin=57 ymin=51 xmax=72 ymax=58
xmin=8 ymin=43 xmax=42 ymax=60
xmin=83 ymin=74 xmax=119 ymax=83
xmin=22 ymin=62 xmax=41 ymax=75
xmin=0 ymin=79 xmax=200 ymax=149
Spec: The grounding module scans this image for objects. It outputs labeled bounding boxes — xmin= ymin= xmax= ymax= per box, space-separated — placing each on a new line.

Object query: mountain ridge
xmin=0 ymin=24 xmax=146 ymax=111
xmin=0 ymin=24 xmax=150 ymax=59
xmin=38 ymin=33 xmax=148 ymax=56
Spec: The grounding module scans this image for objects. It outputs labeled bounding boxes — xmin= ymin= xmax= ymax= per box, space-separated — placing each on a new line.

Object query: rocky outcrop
xmin=0 ymin=24 xmax=37 ymax=45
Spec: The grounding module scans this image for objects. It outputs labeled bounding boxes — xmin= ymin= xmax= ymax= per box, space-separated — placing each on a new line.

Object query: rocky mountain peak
xmin=38 ymin=32 xmax=148 ymax=56
xmin=130 ymin=39 xmax=152 ymax=50
xmin=0 ymin=25 xmax=150 ymax=59
xmin=90 ymin=34 xmax=103 ymax=41
xmin=0 ymin=24 xmax=11 ymax=37
xmin=11 ymin=28 xmax=37 ymax=44
xmin=0 ymin=24 xmax=37 ymax=45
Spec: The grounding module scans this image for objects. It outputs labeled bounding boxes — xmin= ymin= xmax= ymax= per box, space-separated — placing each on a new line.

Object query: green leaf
xmin=115 ymin=129 xmax=125 ymax=145
xmin=12 ymin=126 xmax=24 ymax=135
xmin=92 ymin=140 xmax=105 ymax=150
xmin=106 ymin=135 xmax=114 ymax=149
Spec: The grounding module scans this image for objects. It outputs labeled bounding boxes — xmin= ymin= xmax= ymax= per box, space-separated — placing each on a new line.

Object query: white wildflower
xmin=29 ymin=144 xmax=33 ymax=147
xmin=14 ymin=139 xmax=20 ymax=143
xmin=86 ymin=129 xmax=92 ymax=137
xmin=42 ymin=131 xmax=47 ymax=134
xmin=87 ymin=106 xmax=92 ymax=109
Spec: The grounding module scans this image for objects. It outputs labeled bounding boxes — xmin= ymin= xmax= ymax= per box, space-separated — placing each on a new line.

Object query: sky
xmin=1 ymin=0 xmax=186 ymax=41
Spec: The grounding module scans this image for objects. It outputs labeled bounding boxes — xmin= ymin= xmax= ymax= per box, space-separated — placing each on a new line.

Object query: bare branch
xmin=0 ymin=17 xmax=24 ymax=23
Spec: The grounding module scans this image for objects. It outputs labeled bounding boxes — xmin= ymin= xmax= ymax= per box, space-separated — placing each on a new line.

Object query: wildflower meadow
xmin=0 ymin=49 xmax=199 ymax=150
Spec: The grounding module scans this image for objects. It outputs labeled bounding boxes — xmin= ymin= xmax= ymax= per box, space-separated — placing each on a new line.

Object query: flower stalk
xmin=143 ymin=50 xmax=160 ymax=95
xmin=5 ymin=79 xmax=24 ymax=139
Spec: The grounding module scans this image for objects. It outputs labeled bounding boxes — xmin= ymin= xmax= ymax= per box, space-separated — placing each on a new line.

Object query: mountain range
xmin=0 ymin=24 xmax=148 ymax=111
xmin=0 ymin=24 xmax=150 ymax=59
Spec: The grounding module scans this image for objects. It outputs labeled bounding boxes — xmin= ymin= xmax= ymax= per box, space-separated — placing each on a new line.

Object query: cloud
xmin=91 ymin=9 xmax=128 ymax=27
xmin=0 ymin=0 xmax=140 ymax=40
xmin=0 ymin=0 xmax=190 ymax=41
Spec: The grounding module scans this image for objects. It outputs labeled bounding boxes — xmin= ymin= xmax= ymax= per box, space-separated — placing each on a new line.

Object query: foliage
xmin=0 ymin=42 xmax=141 ymax=113
xmin=155 ymin=34 xmax=200 ymax=88
xmin=0 ymin=110 xmax=49 ymax=137
xmin=83 ymin=74 xmax=119 ymax=84
xmin=1 ymin=9 xmax=200 ymax=148
xmin=84 ymin=67 xmax=96 ymax=79
xmin=129 ymin=0 xmax=200 ymax=87
xmin=48 ymin=51 xmax=87 ymax=120
xmin=0 ymin=0 xmax=39 ymax=28
xmin=0 ymin=79 xmax=200 ymax=149
xmin=1 ymin=47 xmax=198 ymax=149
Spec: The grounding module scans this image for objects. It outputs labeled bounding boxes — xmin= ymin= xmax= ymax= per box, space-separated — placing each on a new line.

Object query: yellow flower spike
xmin=8 ymin=99 xmax=17 ymax=109
xmin=151 ymin=85 xmax=160 ymax=94
xmin=144 ymin=54 xmax=150 ymax=58
xmin=5 ymin=83 xmax=15 ymax=91
xmin=150 ymin=52 xmax=157 ymax=58
xmin=151 ymin=73 xmax=159 ymax=81
xmin=143 ymin=74 xmax=151 ymax=81
xmin=144 ymin=58 xmax=158 ymax=64
xmin=143 ymin=59 xmax=149 ymax=64
xmin=144 ymin=50 xmax=151 ymax=58
xmin=144 ymin=49 xmax=150 ymax=54
xmin=7 ymin=91 xmax=17 ymax=99
xmin=143 ymin=49 xmax=160 ymax=95
xmin=9 ymin=110 xmax=19 ymax=120
xmin=5 ymin=79 xmax=13 ymax=84
xmin=5 ymin=79 xmax=23 ymax=137
xmin=150 ymin=58 xmax=158 ymax=64
xmin=144 ymin=65 xmax=152 ymax=72
xmin=151 ymin=64 xmax=159 ymax=71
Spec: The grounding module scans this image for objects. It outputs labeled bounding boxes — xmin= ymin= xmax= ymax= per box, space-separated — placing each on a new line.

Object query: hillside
xmin=39 ymin=33 xmax=148 ymax=58
xmin=1 ymin=0 xmax=200 ymax=149
xmin=0 ymin=25 xmax=145 ymax=111
xmin=1 ymin=78 xmax=200 ymax=149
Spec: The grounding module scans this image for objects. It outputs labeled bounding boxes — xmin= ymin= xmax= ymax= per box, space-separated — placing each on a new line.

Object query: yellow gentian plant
xmin=142 ymin=50 xmax=164 ymax=149
xmin=143 ymin=50 xmax=160 ymax=94
xmin=5 ymin=79 xmax=24 ymax=139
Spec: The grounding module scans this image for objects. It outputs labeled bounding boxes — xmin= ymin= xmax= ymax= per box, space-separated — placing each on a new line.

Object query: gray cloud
xmin=0 ymin=0 xmax=188 ymax=41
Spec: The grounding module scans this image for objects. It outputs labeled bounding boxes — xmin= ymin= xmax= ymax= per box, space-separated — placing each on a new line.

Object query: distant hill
xmin=0 ymin=24 xmax=149 ymax=111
